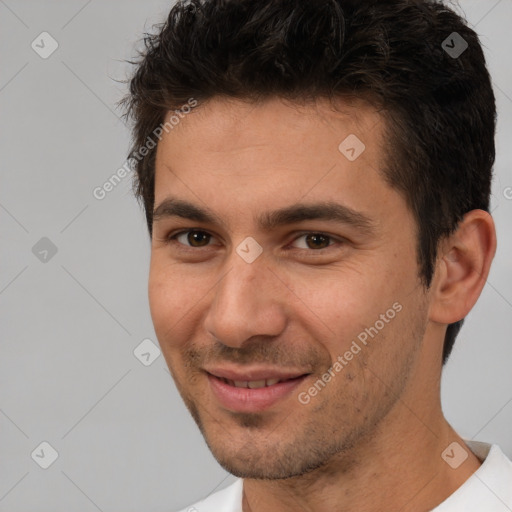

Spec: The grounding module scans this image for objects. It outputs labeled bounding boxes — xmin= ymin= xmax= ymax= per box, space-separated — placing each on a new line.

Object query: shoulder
xmin=174 ymin=478 xmax=244 ymax=512
xmin=432 ymin=440 xmax=512 ymax=511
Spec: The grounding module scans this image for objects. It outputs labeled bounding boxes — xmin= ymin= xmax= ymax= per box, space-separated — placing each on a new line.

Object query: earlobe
xmin=428 ymin=209 xmax=497 ymax=325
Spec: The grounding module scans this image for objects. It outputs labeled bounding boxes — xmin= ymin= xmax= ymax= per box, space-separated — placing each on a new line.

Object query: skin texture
xmin=148 ymin=96 xmax=496 ymax=512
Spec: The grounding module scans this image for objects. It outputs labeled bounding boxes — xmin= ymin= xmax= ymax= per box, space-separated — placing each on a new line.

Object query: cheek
xmin=148 ymin=271 xmax=189 ymax=381
xmin=291 ymin=267 xmax=390 ymax=331
xmin=291 ymin=262 xmax=411 ymax=366
xmin=148 ymin=267 xmax=170 ymax=332
xmin=148 ymin=260 xmax=190 ymax=345
xmin=148 ymin=258 xmax=218 ymax=358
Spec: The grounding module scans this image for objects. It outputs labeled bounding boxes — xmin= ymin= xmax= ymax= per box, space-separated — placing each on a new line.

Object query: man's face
xmin=149 ymin=97 xmax=432 ymax=478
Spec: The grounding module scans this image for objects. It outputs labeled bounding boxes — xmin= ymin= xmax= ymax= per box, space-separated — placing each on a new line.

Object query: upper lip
xmin=204 ymin=366 xmax=310 ymax=382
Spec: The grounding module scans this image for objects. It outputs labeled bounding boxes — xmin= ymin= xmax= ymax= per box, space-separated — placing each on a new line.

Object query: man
xmin=121 ymin=0 xmax=512 ymax=510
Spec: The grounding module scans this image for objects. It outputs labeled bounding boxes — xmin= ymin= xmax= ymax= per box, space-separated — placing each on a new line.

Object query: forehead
xmin=152 ymin=96 xmax=403 ymax=234
xmin=158 ymin=95 xmax=383 ymax=156
xmin=154 ymin=96 xmax=385 ymax=182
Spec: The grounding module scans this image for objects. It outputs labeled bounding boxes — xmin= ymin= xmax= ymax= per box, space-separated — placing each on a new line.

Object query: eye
xmin=290 ymin=232 xmax=339 ymax=251
xmin=168 ymin=230 xmax=217 ymax=248
xmin=165 ymin=229 xmax=342 ymax=251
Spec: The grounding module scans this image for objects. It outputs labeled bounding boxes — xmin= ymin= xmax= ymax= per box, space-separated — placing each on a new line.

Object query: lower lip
xmin=207 ymin=373 xmax=308 ymax=413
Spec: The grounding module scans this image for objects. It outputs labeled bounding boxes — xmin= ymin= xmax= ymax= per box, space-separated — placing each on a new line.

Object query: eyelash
xmin=163 ymin=229 xmax=344 ymax=253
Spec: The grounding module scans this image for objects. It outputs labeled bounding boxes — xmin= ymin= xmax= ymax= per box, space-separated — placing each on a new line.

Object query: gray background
xmin=0 ymin=1 xmax=511 ymax=511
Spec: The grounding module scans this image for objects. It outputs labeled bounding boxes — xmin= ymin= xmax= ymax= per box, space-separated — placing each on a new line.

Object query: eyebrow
xmin=152 ymin=197 xmax=378 ymax=235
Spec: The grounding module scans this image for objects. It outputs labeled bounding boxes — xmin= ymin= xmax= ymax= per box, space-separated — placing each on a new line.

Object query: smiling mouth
xmin=206 ymin=372 xmax=311 ymax=412
xmin=217 ymin=376 xmax=306 ymax=389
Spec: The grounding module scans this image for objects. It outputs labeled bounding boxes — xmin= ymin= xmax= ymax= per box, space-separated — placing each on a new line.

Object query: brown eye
xmin=170 ymin=230 xmax=214 ymax=247
xmin=304 ymin=233 xmax=330 ymax=249
xmin=291 ymin=232 xmax=336 ymax=250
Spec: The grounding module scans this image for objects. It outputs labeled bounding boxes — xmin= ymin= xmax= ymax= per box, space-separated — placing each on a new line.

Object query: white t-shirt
xmin=176 ymin=440 xmax=512 ymax=512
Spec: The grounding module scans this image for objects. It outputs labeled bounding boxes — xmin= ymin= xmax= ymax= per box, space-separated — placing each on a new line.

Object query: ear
xmin=428 ymin=209 xmax=497 ymax=324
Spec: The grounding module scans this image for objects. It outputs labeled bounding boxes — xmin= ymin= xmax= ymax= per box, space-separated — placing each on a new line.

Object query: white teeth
xmin=223 ymin=378 xmax=288 ymax=388
xmin=247 ymin=380 xmax=267 ymax=389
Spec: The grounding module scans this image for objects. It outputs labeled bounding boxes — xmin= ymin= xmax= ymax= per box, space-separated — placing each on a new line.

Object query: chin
xmin=213 ymin=450 xmax=331 ymax=480
xmin=203 ymin=429 xmax=335 ymax=480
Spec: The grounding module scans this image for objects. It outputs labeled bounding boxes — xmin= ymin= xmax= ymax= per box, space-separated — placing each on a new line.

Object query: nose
xmin=203 ymin=250 xmax=287 ymax=348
